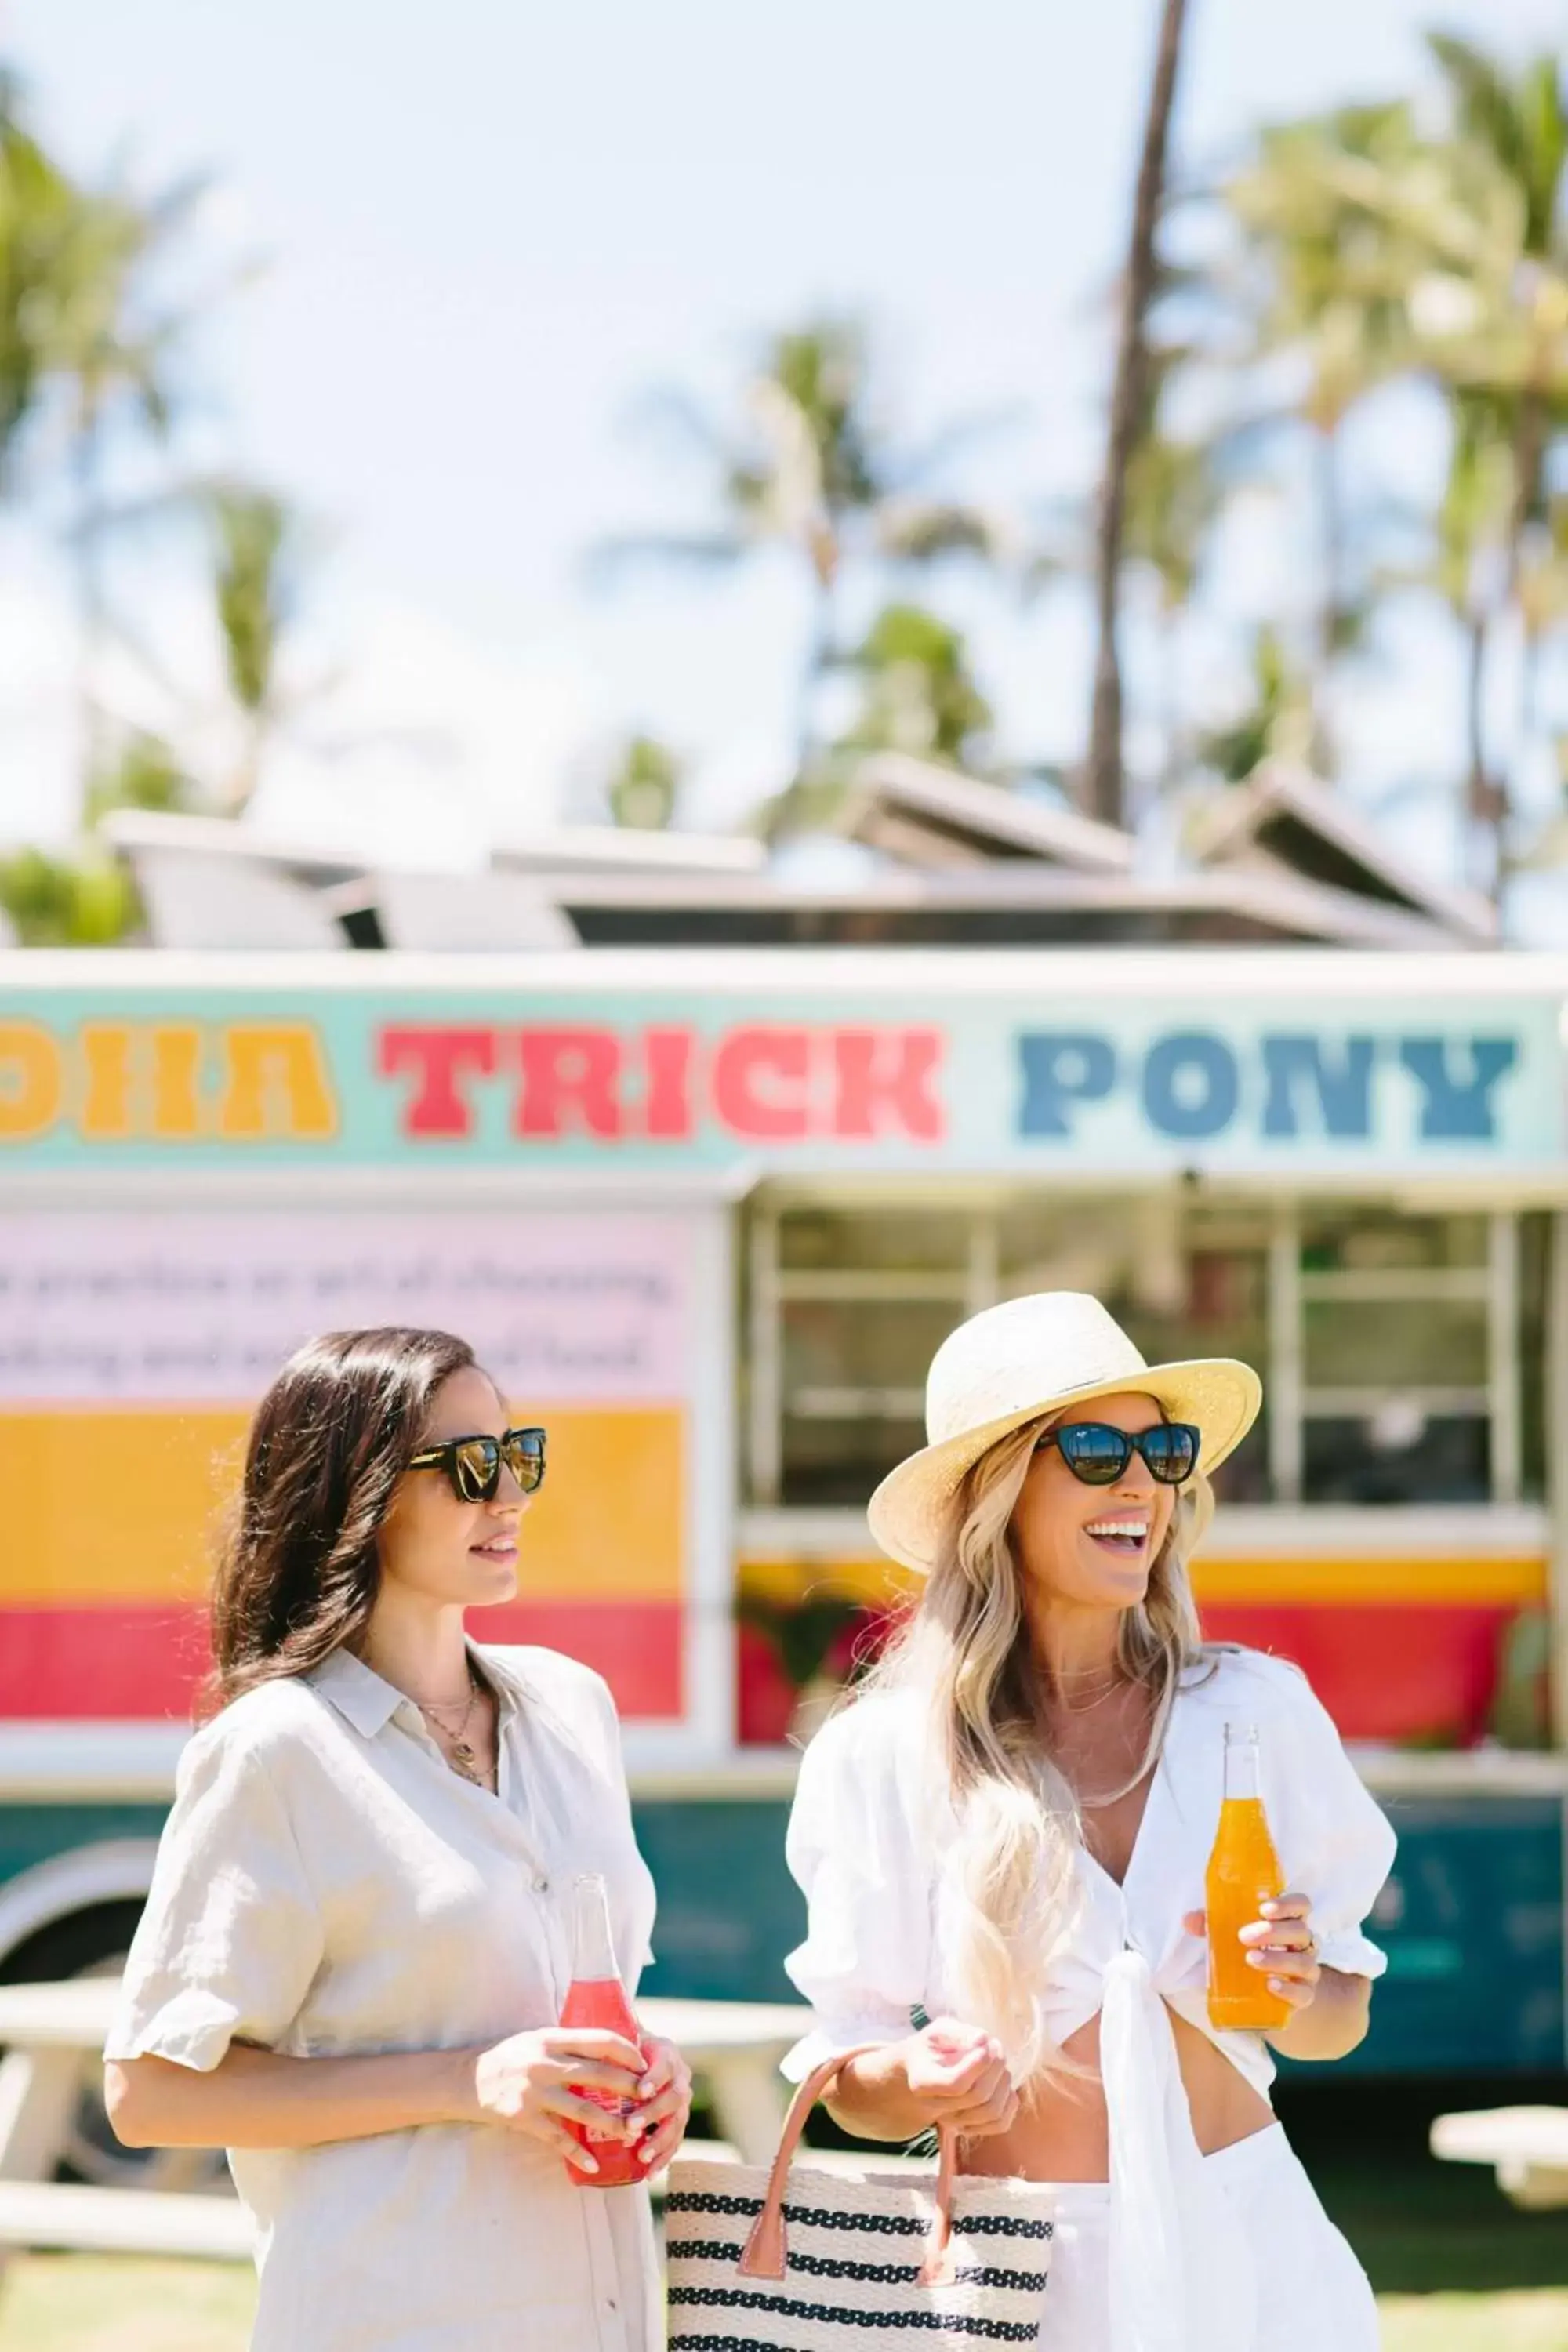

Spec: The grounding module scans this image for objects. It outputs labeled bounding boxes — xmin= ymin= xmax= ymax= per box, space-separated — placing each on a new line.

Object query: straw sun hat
xmin=866 ymin=1290 xmax=1262 ymax=1575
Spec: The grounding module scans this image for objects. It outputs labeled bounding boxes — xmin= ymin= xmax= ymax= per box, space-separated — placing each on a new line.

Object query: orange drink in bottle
xmin=1205 ymin=1723 xmax=1292 ymax=2033
xmin=559 ymin=1871 xmax=650 ymax=2187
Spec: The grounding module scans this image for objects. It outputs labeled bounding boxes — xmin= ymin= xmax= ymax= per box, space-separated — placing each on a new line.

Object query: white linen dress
xmin=782 ymin=1646 xmax=1398 ymax=2352
xmin=105 ymin=1642 xmax=661 ymax=2352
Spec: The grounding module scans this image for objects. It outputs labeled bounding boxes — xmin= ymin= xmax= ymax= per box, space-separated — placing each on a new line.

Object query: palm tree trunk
xmin=73 ymin=420 xmax=108 ymax=797
xmin=794 ymin=554 xmax=837 ymax=782
xmin=1464 ymin=606 xmax=1488 ymax=822
xmin=1490 ymin=375 xmax=1546 ymax=912
xmin=1508 ymin=385 xmax=1546 ymax=593
xmin=1084 ymin=0 xmax=1192 ymax=829
xmin=1156 ymin=604 xmax=1183 ymax=804
xmin=1313 ymin=422 xmax=1342 ymax=774
xmin=1461 ymin=604 xmax=1507 ymax=901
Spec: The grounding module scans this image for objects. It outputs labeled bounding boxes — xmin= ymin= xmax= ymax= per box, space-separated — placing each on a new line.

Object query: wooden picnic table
xmin=0 ymin=1976 xmax=811 ymax=2265
xmin=1431 ymin=2104 xmax=1568 ymax=2210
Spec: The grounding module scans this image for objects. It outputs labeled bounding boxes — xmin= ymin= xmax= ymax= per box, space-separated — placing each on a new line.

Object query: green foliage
xmin=0 ymin=843 xmax=136 ymax=945
xmin=1193 ymin=625 xmax=1312 ymax=785
xmin=606 ymin=735 xmax=681 ymax=829
xmin=207 ymin=485 xmax=298 ymax=722
xmin=735 ymin=1592 xmax=869 ymax=1692
xmin=83 ymin=730 xmax=195 ymax=829
xmin=835 ymin=602 xmax=994 ymax=768
xmin=758 ymin=600 xmax=1000 ymax=838
xmin=1487 ymin=1606 xmax=1553 ymax=1751
xmin=0 ymin=85 xmax=84 ymax=481
xmin=1427 ymin=34 xmax=1566 ymax=261
xmin=601 ymin=314 xmax=1012 ymax=786
xmin=0 ymin=72 xmax=211 ymax=506
xmin=1123 ymin=426 xmax=1221 ymax=614
xmin=1 ymin=732 xmax=197 ymax=948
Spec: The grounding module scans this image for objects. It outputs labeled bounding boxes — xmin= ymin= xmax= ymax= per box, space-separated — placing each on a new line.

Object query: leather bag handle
xmin=738 ymin=2044 xmax=960 ymax=2290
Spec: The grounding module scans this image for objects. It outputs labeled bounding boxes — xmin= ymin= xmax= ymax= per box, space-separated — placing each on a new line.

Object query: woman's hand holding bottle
xmin=625 ymin=2034 xmax=693 ymax=2175
xmin=1183 ymin=1893 xmax=1322 ymax=2019
xmin=467 ymin=2027 xmax=648 ymax=2169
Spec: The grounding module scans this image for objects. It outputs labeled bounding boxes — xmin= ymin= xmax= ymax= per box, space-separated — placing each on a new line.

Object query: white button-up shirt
xmin=106 ymin=1642 xmax=660 ymax=2352
xmin=782 ymin=1646 xmax=1396 ymax=2352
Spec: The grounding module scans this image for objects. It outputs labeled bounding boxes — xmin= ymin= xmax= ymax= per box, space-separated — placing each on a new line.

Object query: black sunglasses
xmin=407 ymin=1426 xmax=547 ymax=1502
xmin=1036 ymin=1421 xmax=1200 ymax=1487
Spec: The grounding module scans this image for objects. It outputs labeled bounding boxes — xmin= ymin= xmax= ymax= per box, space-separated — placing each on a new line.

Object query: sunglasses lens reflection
xmin=500 ymin=1431 xmax=546 ymax=1493
xmin=1058 ymin=1425 xmax=1127 ymax=1483
xmin=1147 ymin=1425 xmax=1199 ymax=1482
xmin=453 ymin=1439 xmax=499 ymax=1501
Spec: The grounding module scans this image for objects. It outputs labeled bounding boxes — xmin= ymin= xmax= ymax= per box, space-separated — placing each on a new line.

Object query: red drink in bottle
xmin=560 ymin=1871 xmax=649 ymax=2189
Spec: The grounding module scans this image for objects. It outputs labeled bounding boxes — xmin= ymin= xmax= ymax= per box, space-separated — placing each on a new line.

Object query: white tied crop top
xmin=782 ymin=1646 xmax=1396 ymax=2352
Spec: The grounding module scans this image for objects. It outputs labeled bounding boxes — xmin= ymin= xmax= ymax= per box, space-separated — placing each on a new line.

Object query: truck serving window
xmin=743 ymin=1192 xmax=1545 ymax=1513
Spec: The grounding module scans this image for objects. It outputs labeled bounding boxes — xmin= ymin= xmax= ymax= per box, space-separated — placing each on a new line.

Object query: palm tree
xmin=1424 ymin=38 xmax=1568 ymax=896
xmin=1431 ymin=393 xmax=1514 ymax=859
xmin=1085 ymin=0 xmax=1193 ymax=828
xmin=1215 ymin=99 xmax=1422 ymax=762
xmin=1427 ymin=36 xmax=1568 ymax=570
xmin=0 ymin=78 xmax=96 ymax=489
xmin=52 ymin=168 xmax=218 ymax=771
xmin=595 ymin=316 xmax=1012 ymax=782
xmin=1269 ymin=43 xmax=1568 ymax=885
xmin=205 ymin=483 xmax=309 ymax=811
xmin=1122 ymin=412 xmax=1223 ymax=801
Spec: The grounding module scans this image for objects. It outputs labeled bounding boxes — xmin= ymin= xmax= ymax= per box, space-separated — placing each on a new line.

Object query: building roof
xmin=1186 ymin=763 xmax=1497 ymax=946
xmin=840 ymin=753 xmax=1134 ymax=874
xmin=91 ymin=782 xmax=1492 ymax=954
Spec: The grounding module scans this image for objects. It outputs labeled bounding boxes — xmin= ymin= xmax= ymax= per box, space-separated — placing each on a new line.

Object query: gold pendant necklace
xmin=415 ymin=1674 xmax=488 ymax=1784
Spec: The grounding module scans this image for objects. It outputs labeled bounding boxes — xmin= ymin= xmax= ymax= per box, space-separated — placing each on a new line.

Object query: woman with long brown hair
xmin=103 ymin=1326 xmax=690 ymax=2352
xmin=783 ymin=1293 xmax=1395 ymax=2352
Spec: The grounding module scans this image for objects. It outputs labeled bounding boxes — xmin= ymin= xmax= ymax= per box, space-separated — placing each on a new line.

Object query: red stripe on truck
xmin=1202 ymin=1602 xmax=1513 ymax=1746
xmin=0 ymin=1601 xmax=684 ymax=1722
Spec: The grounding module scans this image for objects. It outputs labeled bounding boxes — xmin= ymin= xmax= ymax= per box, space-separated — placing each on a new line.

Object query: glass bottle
xmin=1204 ymin=1723 xmax=1291 ymax=2032
xmin=559 ymin=1871 xmax=648 ymax=2188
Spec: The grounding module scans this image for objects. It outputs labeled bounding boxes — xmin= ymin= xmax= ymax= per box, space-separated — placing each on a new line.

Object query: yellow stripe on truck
xmin=738 ymin=1552 xmax=1549 ymax=1609
xmin=0 ymin=1406 xmax=688 ymax=1606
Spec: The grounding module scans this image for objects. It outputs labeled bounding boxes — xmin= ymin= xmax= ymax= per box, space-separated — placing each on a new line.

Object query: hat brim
xmin=866 ymin=1357 xmax=1262 ymax=1575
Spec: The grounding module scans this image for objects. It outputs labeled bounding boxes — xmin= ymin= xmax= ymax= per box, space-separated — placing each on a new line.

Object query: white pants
xmin=1036 ymin=2122 xmax=1378 ymax=2351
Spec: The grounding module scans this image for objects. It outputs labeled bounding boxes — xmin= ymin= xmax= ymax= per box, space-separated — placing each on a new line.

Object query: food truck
xmin=2 ymin=942 xmax=1567 ymax=2176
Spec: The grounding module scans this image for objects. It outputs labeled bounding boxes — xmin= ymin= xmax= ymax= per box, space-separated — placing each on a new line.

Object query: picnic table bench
xmin=1431 ymin=2104 xmax=1568 ymax=2210
xmin=0 ymin=1978 xmax=813 ymax=2267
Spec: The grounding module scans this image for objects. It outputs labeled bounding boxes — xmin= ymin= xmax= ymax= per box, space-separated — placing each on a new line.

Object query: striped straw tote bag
xmin=663 ymin=2045 xmax=1054 ymax=2350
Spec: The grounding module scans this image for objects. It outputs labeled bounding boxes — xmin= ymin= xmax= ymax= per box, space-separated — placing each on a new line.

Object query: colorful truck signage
xmin=2 ymin=982 xmax=1560 ymax=1171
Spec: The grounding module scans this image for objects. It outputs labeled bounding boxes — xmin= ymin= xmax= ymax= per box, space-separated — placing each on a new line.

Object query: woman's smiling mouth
xmin=1083 ymin=1515 xmax=1152 ymax=1557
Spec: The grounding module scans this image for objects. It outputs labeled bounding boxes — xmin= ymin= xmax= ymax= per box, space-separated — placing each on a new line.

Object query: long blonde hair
xmin=867 ymin=1417 xmax=1214 ymax=2082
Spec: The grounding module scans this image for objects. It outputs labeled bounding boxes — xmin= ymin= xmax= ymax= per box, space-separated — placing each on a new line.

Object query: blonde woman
xmin=783 ymin=1293 xmax=1394 ymax=2352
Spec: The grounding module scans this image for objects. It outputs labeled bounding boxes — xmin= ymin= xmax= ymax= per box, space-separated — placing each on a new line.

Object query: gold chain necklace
xmin=412 ymin=1671 xmax=488 ymax=1785
xmin=1047 ymin=1672 xmax=1125 ymax=1718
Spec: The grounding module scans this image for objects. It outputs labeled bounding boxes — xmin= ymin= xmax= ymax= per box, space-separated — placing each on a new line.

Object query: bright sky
xmin=4 ymin=0 xmax=1567 ymax=916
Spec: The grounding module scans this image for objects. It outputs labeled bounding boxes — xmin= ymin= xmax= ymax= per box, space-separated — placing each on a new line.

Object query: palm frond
xmin=1428 ymin=34 xmax=1534 ymax=194
xmin=873 ymin=497 xmax=1017 ymax=566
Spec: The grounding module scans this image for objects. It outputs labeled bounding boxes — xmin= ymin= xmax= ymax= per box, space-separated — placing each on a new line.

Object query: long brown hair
xmin=209 ymin=1326 xmax=479 ymax=1711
